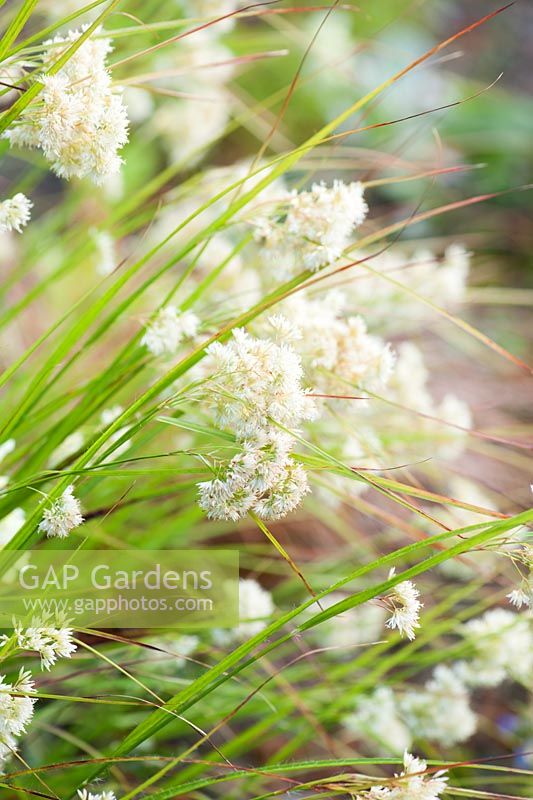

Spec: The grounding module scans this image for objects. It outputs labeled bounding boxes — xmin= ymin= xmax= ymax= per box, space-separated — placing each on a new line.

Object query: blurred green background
xmin=227 ymin=0 xmax=533 ymax=286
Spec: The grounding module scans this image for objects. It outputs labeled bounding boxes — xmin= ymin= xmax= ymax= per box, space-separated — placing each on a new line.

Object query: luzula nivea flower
xmin=6 ymin=27 xmax=129 ymax=183
xmin=0 ymin=668 xmax=36 ymax=759
xmin=333 ymin=315 xmax=395 ymax=391
xmin=506 ymin=545 xmax=532 ymax=609
xmin=0 ymin=193 xmax=32 ymax=233
xmin=78 ymin=790 xmax=117 ymax=800
xmin=251 ymin=459 xmax=310 ymax=520
xmin=458 ymin=608 xmax=533 ymax=687
xmin=141 ymin=306 xmax=200 ymax=356
xmin=356 ymin=751 xmax=448 ymax=800
xmin=198 ymin=432 xmax=309 ymax=521
xmin=507 ymin=587 xmax=532 ymax=609
xmin=345 ymin=686 xmax=412 ymax=755
xmin=38 ymin=485 xmax=83 ymax=538
xmin=255 ymin=180 xmax=367 ymax=276
xmin=399 ymin=664 xmax=477 ymax=746
xmin=198 ymin=326 xmax=318 ymax=521
xmin=13 ymin=618 xmax=77 ymax=670
xmin=204 ymin=327 xmax=316 ymax=438
xmin=271 ymin=293 xmax=394 ymax=394
xmin=382 ymin=570 xmax=422 ymax=640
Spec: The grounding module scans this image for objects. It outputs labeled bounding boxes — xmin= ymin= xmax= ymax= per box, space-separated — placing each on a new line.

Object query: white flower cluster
xmin=508 ymin=584 xmax=532 ymax=610
xmin=198 ymin=327 xmax=316 ymax=521
xmin=6 ymin=27 xmax=129 ymax=183
xmin=399 ymin=665 xmax=477 ymax=746
xmin=0 ymin=616 xmax=77 ymax=769
xmin=204 ymin=328 xmax=316 ymax=437
xmin=458 ymin=608 xmax=533 ymax=687
xmin=345 ymin=686 xmax=411 ymax=755
xmin=0 ymin=668 xmax=36 ymax=766
xmin=345 ymin=607 xmax=531 ymax=754
xmin=78 ymin=790 xmax=117 ymax=800
xmin=13 ymin=618 xmax=77 ymax=671
xmin=254 ymin=180 xmax=368 ymax=276
xmin=331 ymin=315 xmax=395 ymax=392
xmin=141 ymin=305 xmax=200 ymax=356
xmin=382 ymin=572 xmax=422 ymax=640
xmin=355 ymin=751 xmax=448 ymax=800
xmin=506 ymin=543 xmax=533 ymax=609
xmin=198 ymin=432 xmax=310 ymax=522
xmin=38 ymin=484 xmax=83 ymax=539
xmin=273 ymin=292 xmax=394 ymax=394
xmin=0 ymin=193 xmax=32 ymax=233
xmin=346 ymin=665 xmax=477 ymax=752
xmin=148 ymin=166 xmax=472 ymax=526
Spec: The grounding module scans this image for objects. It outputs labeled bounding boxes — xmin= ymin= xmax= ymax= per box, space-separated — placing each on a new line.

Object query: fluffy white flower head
xmin=357 ymin=751 xmax=448 ymax=800
xmin=142 ymin=306 xmax=199 ymax=356
xmin=345 ymin=686 xmax=412 ymax=754
xmin=14 ymin=616 xmax=77 ymax=671
xmin=460 ymin=608 xmax=533 ymax=687
xmin=198 ymin=432 xmax=309 ymax=521
xmin=204 ymin=327 xmax=316 ymax=438
xmin=333 ymin=316 xmax=395 ymax=391
xmin=38 ymin=485 xmax=83 ymax=539
xmin=383 ymin=570 xmax=422 ymax=640
xmin=507 ymin=587 xmax=532 ymax=609
xmin=399 ymin=664 xmax=477 ymax=746
xmin=6 ymin=28 xmax=129 ymax=183
xmin=77 ymin=790 xmax=116 ymax=800
xmin=0 ymin=668 xmax=36 ymax=748
xmin=255 ymin=180 xmax=367 ymax=276
xmin=506 ymin=549 xmax=532 ymax=610
xmin=0 ymin=194 xmax=32 ymax=233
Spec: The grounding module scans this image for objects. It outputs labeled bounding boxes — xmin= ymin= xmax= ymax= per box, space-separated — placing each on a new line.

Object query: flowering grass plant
xmin=0 ymin=1 xmax=531 ymax=799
